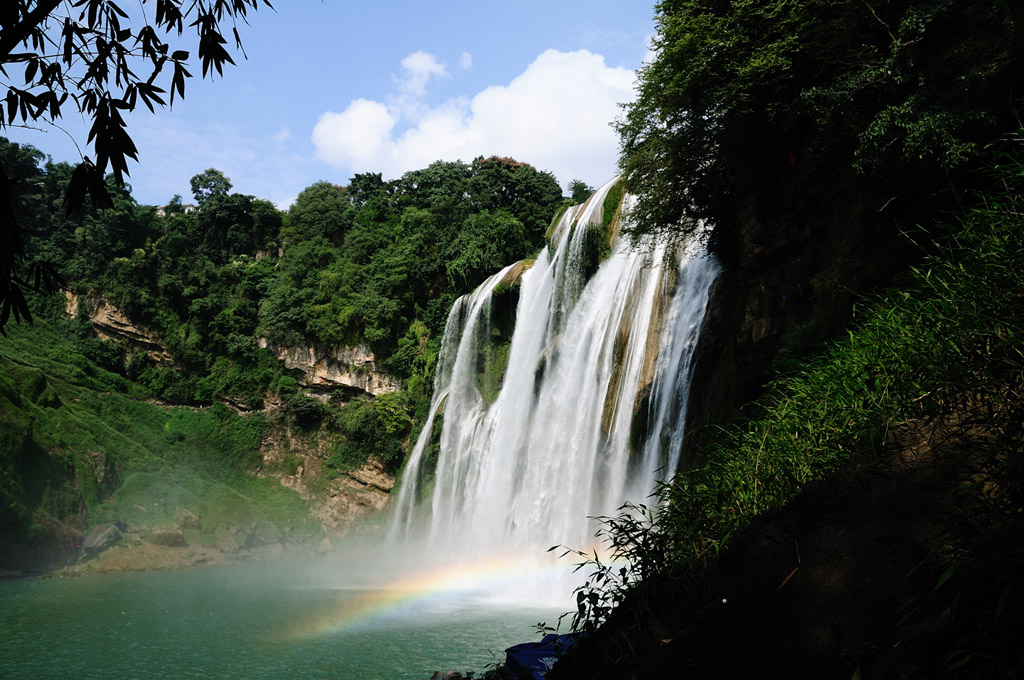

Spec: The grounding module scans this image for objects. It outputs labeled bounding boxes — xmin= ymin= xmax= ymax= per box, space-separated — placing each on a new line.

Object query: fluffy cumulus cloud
xmin=312 ymin=49 xmax=635 ymax=189
xmin=312 ymin=99 xmax=399 ymax=170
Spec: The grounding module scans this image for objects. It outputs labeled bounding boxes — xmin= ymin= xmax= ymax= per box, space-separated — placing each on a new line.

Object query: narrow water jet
xmin=388 ymin=178 xmax=718 ymax=600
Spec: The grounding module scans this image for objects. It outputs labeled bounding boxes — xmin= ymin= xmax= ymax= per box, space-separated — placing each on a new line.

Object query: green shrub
xmin=285 ymin=393 xmax=324 ymax=429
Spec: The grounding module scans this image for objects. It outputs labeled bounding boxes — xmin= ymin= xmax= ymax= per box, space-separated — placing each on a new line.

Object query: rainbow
xmin=278 ymin=552 xmax=603 ymax=640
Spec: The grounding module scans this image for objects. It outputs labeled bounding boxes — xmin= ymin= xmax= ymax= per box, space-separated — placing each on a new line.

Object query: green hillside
xmin=0 ymin=319 xmax=318 ymax=573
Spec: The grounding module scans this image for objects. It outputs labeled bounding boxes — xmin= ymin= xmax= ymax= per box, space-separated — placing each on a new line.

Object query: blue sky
xmin=5 ymin=1 xmax=655 ymax=208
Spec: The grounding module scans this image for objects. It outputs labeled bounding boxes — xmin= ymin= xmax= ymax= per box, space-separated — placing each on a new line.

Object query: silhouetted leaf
xmin=64 ymin=161 xmax=91 ymax=217
xmin=0 ymin=286 xmax=33 ymax=330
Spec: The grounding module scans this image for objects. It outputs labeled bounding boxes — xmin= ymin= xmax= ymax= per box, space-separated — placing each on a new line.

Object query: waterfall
xmin=388 ymin=177 xmax=718 ymax=588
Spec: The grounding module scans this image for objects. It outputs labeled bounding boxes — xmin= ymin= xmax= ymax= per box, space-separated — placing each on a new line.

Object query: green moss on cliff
xmin=474 ymin=281 xmax=520 ymax=407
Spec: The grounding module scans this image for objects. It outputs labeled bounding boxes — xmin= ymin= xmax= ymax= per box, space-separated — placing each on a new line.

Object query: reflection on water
xmin=0 ymin=561 xmax=564 ymax=680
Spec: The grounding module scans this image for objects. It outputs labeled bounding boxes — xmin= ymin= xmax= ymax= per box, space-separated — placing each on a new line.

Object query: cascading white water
xmin=388 ymin=178 xmax=718 ymax=591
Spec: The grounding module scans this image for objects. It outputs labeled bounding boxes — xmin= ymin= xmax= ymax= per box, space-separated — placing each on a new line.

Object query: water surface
xmin=0 ymin=564 xmax=563 ymax=679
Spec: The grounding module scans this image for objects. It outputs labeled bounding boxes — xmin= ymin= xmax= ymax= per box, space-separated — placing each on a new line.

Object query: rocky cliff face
xmin=257 ymin=413 xmax=397 ymax=538
xmin=54 ymin=293 xmax=402 ymax=562
xmin=256 ymin=340 xmax=400 ymax=397
xmin=66 ymin=292 xmax=174 ymax=365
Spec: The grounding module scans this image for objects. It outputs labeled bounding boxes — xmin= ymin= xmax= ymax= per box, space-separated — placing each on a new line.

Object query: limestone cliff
xmin=66 ymin=291 xmax=401 ymax=400
xmin=263 ymin=444 xmax=394 ymax=537
xmin=256 ymin=340 xmax=400 ymax=397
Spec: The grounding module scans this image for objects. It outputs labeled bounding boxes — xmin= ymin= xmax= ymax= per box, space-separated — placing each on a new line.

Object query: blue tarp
xmin=504 ymin=633 xmax=577 ymax=680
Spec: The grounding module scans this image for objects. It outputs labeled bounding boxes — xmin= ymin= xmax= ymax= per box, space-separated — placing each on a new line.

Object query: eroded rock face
xmin=258 ymin=423 xmax=395 ymax=537
xmin=176 ymin=508 xmax=201 ymax=530
xmin=65 ymin=292 xmax=174 ymax=365
xmin=496 ymin=259 xmax=532 ymax=288
xmin=346 ymin=463 xmax=395 ymax=493
xmin=256 ymin=339 xmax=400 ymax=396
xmin=66 ymin=291 xmax=401 ymax=401
xmin=268 ymin=450 xmax=394 ymax=537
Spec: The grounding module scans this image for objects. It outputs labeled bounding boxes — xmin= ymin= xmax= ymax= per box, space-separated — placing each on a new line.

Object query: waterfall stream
xmin=388 ymin=178 xmax=718 ymax=595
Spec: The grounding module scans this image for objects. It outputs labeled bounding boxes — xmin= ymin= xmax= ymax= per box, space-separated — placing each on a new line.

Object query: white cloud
xmin=311 ymin=48 xmax=636 ymax=190
xmin=397 ymin=50 xmax=448 ymax=97
xmin=457 ymin=52 xmax=473 ymax=70
xmin=312 ymin=99 xmax=398 ymax=170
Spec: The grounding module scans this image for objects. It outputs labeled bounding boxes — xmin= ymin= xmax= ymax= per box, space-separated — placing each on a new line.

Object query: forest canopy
xmin=2 ymin=139 xmax=563 ymax=412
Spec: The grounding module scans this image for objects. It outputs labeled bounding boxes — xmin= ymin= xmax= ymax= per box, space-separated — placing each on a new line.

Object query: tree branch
xmin=0 ymin=0 xmax=64 ymax=63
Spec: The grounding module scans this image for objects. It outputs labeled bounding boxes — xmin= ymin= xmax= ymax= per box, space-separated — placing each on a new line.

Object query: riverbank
xmin=54 ymin=532 xmax=332 ymax=577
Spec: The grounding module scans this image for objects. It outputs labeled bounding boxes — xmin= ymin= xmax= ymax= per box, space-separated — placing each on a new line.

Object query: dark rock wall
xmin=680 ymin=160 xmax=950 ymax=462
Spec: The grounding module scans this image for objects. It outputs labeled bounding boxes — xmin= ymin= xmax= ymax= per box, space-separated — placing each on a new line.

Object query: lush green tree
xmin=190 ymin=168 xmax=233 ymax=207
xmin=346 ymin=172 xmax=389 ymax=209
xmin=326 ymin=395 xmax=410 ymax=473
xmin=0 ymin=138 xmax=45 ymax=190
xmin=0 ymin=139 xmax=49 ymax=251
xmin=468 ymin=156 xmax=563 ymax=233
xmin=283 ymin=181 xmax=353 ymax=244
xmin=1 ymin=137 xmax=156 ymax=296
xmin=7 ymin=141 xmax=564 ymax=424
xmin=196 ymin=191 xmax=279 ymax=263
xmin=0 ymin=138 xmax=62 ymax=329
xmin=395 ymin=160 xmax=472 ymax=219
xmin=618 ymin=0 xmax=1024 ymax=243
xmin=444 ymin=209 xmax=528 ymax=288
xmin=69 ymin=186 xmax=157 ymax=286
xmin=262 ymin=157 xmax=561 ymax=364
xmin=568 ymin=179 xmax=594 ymax=203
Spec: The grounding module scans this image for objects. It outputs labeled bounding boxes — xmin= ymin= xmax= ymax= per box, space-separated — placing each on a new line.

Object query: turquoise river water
xmin=0 ymin=563 xmax=564 ymax=679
